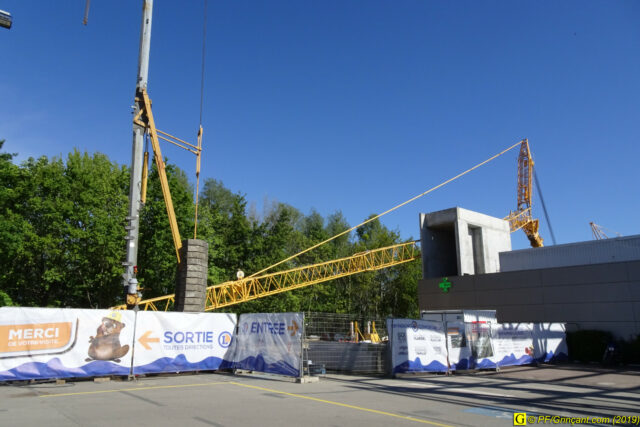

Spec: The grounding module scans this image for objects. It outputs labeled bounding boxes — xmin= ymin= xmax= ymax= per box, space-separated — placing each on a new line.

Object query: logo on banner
xmin=218 ymin=331 xmax=232 ymax=348
xmin=242 ymin=323 xmax=249 ymax=334
xmin=0 ymin=321 xmax=74 ymax=354
xmin=411 ymin=321 xmax=419 ymax=332
xmin=287 ymin=320 xmax=299 ymax=336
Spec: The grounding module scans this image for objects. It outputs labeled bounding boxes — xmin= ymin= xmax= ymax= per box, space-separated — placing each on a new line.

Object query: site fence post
xmin=300 ymin=312 xmax=305 ymax=381
xmin=442 ymin=318 xmax=451 ymax=375
xmin=489 ymin=321 xmax=499 ymax=372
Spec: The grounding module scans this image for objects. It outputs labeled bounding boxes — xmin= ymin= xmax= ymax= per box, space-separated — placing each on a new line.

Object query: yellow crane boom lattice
xmin=504 ymin=139 xmax=543 ymax=247
xmin=113 ymin=241 xmax=419 ymax=312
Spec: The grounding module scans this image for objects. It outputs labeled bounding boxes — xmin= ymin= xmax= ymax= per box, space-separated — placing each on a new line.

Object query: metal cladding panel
xmin=500 ymin=235 xmax=640 ymax=272
xmin=421 ymin=309 xmax=496 ymax=323
xmin=462 ymin=310 xmax=497 ymax=323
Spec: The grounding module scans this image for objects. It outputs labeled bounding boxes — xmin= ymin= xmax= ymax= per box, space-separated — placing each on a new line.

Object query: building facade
xmin=417 ymin=208 xmax=640 ymax=340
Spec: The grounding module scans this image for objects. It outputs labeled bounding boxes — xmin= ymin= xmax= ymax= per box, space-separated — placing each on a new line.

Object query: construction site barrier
xmin=455 ymin=322 xmax=568 ymax=370
xmin=387 ymin=318 xmax=449 ymax=374
xmin=0 ymin=307 xmax=236 ymax=381
xmin=0 ymin=307 xmax=135 ymax=381
xmin=388 ymin=317 xmax=568 ymax=375
xmin=131 ymin=311 xmax=236 ymax=376
xmin=226 ymin=312 xmax=304 ymax=378
xmin=1 ymin=308 xmax=567 ymax=381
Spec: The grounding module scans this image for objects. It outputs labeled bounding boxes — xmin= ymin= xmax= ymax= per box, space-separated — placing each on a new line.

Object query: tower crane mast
xmin=505 ymin=139 xmax=544 ymax=247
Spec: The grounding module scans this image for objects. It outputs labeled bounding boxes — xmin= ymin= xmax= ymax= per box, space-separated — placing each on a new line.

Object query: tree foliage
xmin=0 ymin=143 xmax=128 ymax=308
xmin=0 ymin=142 xmax=421 ymax=317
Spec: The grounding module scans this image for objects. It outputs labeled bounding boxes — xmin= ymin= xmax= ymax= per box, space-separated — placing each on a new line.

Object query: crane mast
xmin=505 ymin=139 xmax=544 ymax=247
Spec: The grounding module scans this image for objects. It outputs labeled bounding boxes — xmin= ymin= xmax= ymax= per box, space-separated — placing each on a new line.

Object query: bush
xmin=619 ymin=336 xmax=640 ymax=364
xmin=0 ymin=290 xmax=13 ymax=307
xmin=566 ymin=330 xmax=613 ymax=363
xmin=567 ymin=330 xmax=640 ymax=365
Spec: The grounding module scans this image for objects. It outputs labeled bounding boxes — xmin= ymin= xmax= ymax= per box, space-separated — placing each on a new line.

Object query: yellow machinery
xmin=133 ymin=88 xmax=203 ymax=263
xmin=353 ymin=321 xmax=381 ymax=343
xmin=114 ymin=138 xmax=531 ymax=311
xmin=504 ymin=139 xmax=544 ymax=247
xmin=114 ymin=240 xmax=419 ymax=311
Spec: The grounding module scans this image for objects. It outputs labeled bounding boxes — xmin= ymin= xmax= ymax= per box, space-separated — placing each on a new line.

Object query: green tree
xmin=341 ymin=216 xmax=420 ymax=318
xmin=0 ymin=148 xmax=129 ymax=308
xmin=0 ymin=290 xmax=13 ymax=306
xmin=0 ymin=140 xmax=25 ymax=301
xmin=61 ymin=150 xmax=129 ymax=307
xmin=137 ymin=160 xmax=195 ymax=298
xmin=0 ymin=142 xmax=422 ymax=315
xmin=198 ymin=179 xmax=252 ymax=283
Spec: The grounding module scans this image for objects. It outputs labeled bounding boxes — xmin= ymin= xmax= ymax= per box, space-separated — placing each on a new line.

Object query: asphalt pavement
xmin=1 ymin=364 xmax=638 ymax=427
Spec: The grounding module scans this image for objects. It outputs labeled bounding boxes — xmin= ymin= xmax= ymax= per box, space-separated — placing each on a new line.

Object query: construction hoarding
xmin=132 ymin=311 xmax=236 ymax=375
xmin=387 ymin=318 xmax=449 ymax=374
xmin=532 ymin=323 xmax=568 ymax=362
xmin=445 ymin=321 xmax=472 ymax=370
xmin=461 ymin=323 xmax=567 ymax=369
xmin=388 ymin=317 xmax=568 ymax=373
xmin=228 ymin=313 xmax=303 ymax=377
xmin=0 ymin=307 xmax=134 ymax=381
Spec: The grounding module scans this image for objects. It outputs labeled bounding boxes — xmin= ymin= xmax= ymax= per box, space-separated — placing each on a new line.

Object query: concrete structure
xmin=418 ymin=222 xmax=640 ymax=339
xmin=175 ymin=239 xmax=208 ymax=312
xmin=500 ymin=234 xmax=640 ymax=272
xmin=419 ymin=207 xmax=511 ymax=279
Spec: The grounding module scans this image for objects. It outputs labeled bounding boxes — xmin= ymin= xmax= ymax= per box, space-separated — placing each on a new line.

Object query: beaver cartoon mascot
xmin=86 ymin=311 xmax=130 ymax=363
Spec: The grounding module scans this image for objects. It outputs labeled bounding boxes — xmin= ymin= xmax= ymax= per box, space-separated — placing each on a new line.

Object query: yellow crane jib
xmin=112 ymin=241 xmax=420 ymax=311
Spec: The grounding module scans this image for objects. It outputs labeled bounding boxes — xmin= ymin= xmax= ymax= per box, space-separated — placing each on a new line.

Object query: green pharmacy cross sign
xmin=439 ymin=277 xmax=452 ymax=293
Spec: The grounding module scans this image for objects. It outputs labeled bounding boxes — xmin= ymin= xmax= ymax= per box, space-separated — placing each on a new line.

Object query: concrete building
xmin=419 ymin=207 xmax=511 ymax=279
xmin=417 ymin=208 xmax=640 ymax=340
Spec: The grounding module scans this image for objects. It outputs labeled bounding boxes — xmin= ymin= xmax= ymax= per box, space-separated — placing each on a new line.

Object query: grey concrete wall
xmin=420 ymin=213 xmax=457 ymax=279
xmin=500 ymin=234 xmax=640 ymax=272
xmin=418 ymin=260 xmax=640 ymax=340
xmin=420 ymin=208 xmax=511 ymax=278
xmin=175 ymin=239 xmax=209 ymax=312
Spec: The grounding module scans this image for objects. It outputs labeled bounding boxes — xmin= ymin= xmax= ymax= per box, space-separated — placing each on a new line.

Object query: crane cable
xmin=248 ymin=140 xmax=524 ymax=278
xmin=533 ymin=170 xmax=557 ymax=245
xmin=194 ymin=0 xmax=208 ymax=238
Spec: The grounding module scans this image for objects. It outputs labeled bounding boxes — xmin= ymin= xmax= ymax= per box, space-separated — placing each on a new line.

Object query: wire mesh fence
xmin=303 ymin=312 xmax=389 ymax=375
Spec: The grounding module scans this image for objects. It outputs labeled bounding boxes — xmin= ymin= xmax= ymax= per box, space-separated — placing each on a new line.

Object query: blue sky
xmin=1 ymin=1 xmax=639 ymax=250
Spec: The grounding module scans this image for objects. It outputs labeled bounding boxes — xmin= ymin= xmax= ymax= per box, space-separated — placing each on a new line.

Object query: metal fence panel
xmin=303 ymin=313 xmax=389 ymax=375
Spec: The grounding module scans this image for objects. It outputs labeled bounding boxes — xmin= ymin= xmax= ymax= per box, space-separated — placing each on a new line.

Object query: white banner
xmin=466 ymin=322 xmax=495 ymax=369
xmin=532 ymin=323 xmax=568 ymax=362
xmin=231 ymin=313 xmax=303 ymax=377
xmin=132 ymin=311 xmax=236 ymax=375
xmin=0 ymin=307 xmax=134 ymax=381
xmin=387 ymin=318 xmax=448 ymax=374
xmin=445 ymin=321 xmax=471 ymax=370
xmin=452 ymin=322 xmax=566 ymax=369
xmin=490 ymin=323 xmax=535 ymax=367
